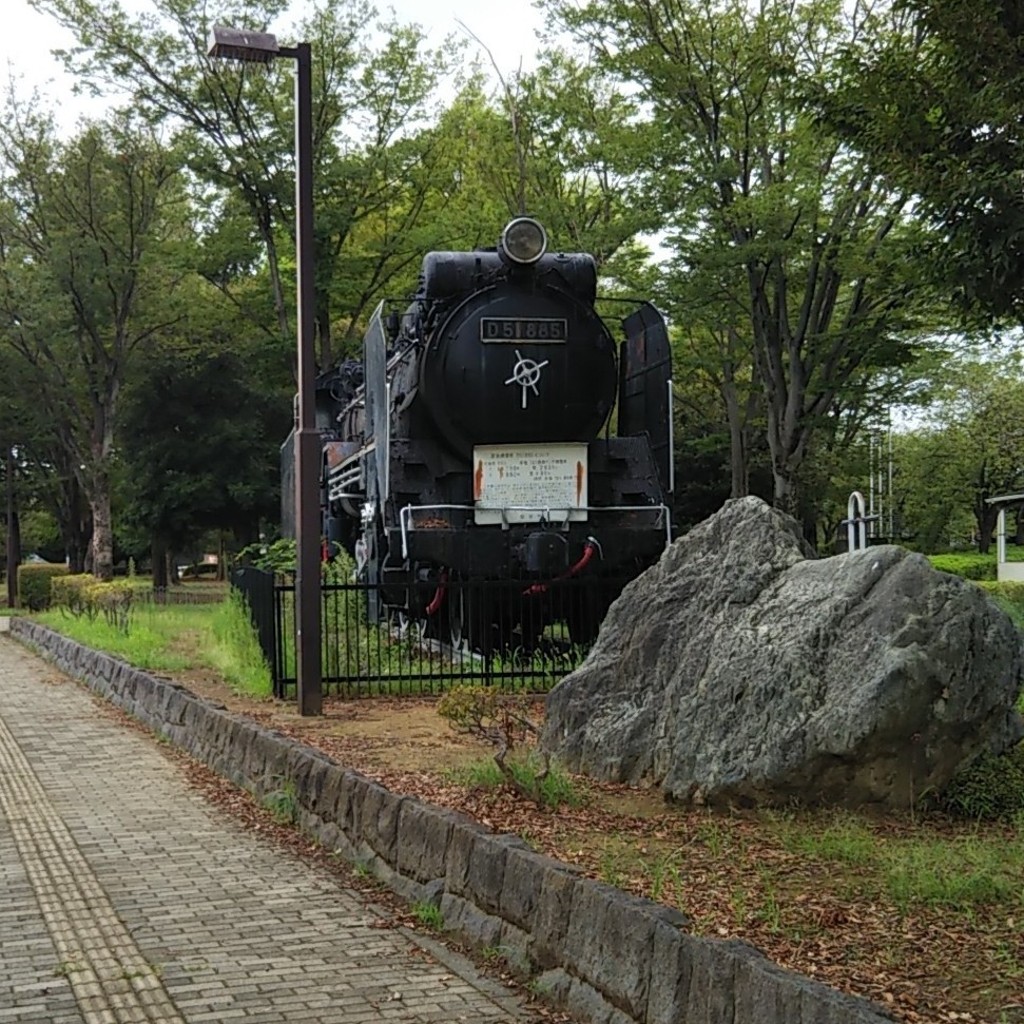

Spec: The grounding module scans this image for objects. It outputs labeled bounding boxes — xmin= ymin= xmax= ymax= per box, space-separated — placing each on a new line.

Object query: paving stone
xmin=0 ymin=638 xmax=527 ymax=1024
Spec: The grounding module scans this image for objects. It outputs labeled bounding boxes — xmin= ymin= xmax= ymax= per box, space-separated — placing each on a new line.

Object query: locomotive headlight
xmin=500 ymin=217 xmax=547 ymax=265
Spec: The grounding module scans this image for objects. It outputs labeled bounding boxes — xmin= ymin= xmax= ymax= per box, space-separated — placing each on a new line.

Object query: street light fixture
xmin=208 ymin=24 xmax=322 ymax=716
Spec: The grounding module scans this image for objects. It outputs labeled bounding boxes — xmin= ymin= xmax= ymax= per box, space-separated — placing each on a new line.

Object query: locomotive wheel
xmin=447 ymin=577 xmax=494 ymax=657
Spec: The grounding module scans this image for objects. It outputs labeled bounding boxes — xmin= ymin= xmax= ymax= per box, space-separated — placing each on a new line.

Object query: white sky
xmin=0 ymin=0 xmax=550 ymax=133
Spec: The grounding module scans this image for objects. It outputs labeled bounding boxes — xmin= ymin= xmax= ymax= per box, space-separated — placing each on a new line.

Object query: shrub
xmin=86 ymin=581 xmax=134 ymax=634
xmin=52 ymin=574 xmax=100 ymax=618
xmin=18 ymin=563 xmax=69 ymax=611
xmin=437 ymin=685 xmax=578 ymax=807
xmin=927 ymin=553 xmax=996 ymax=581
xmin=938 ymin=744 xmax=1024 ymax=821
xmin=50 ymin=575 xmax=133 ymax=632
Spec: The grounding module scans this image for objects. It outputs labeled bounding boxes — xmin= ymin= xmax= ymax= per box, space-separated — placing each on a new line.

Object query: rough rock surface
xmin=541 ymin=496 xmax=1024 ymax=808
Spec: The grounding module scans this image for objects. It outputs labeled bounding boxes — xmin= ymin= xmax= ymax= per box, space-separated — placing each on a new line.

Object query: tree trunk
xmin=976 ymin=504 xmax=998 ymax=554
xmin=722 ymin=385 xmax=750 ymax=498
xmin=771 ymin=457 xmax=802 ymax=520
xmin=90 ymin=480 xmax=114 ymax=580
xmin=151 ymin=536 xmax=168 ymax=590
xmin=1015 ymin=504 xmax=1024 ymax=545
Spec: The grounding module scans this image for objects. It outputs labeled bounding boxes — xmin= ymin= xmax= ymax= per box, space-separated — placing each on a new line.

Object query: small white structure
xmin=841 ymin=490 xmax=879 ymax=552
xmin=986 ymin=494 xmax=1024 ymax=581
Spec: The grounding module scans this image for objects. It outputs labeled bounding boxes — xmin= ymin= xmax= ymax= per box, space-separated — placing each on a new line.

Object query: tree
xmin=0 ymin=105 xmax=185 ymax=579
xmin=825 ymin=0 xmax=1024 ymax=322
xmin=117 ymin=292 xmax=291 ymax=587
xmin=30 ymin=0 xmax=460 ymax=365
xmin=543 ymin=0 xmax=940 ymax=517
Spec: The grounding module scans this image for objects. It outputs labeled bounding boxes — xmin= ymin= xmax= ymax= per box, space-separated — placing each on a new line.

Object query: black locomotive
xmin=283 ymin=217 xmax=673 ymax=650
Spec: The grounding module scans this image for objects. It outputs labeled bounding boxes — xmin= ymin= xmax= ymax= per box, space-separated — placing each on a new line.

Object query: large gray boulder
xmin=542 ymin=496 xmax=1024 ymax=809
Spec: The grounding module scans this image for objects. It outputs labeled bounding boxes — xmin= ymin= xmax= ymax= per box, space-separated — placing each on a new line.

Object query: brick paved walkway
xmin=0 ymin=637 xmax=526 ymax=1024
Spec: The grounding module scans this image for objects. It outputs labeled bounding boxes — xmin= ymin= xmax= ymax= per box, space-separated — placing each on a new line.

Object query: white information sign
xmin=473 ymin=443 xmax=588 ymax=525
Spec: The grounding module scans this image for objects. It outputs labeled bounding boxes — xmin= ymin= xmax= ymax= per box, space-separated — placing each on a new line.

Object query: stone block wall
xmin=10 ymin=619 xmax=892 ymax=1024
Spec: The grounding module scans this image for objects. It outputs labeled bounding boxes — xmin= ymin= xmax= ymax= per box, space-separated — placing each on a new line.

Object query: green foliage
xmin=239 ymin=539 xmax=299 ymax=576
xmin=977 ymin=580 xmax=1024 ymax=632
xmin=927 ymin=553 xmax=996 ymax=580
xmin=262 ymin=781 xmax=298 ymax=825
xmin=51 ymin=574 xmax=134 ymax=632
xmin=52 ymin=574 xmax=100 ymax=617
xmin=938 ymin=745 xmax=1024 ymax=822
xmin=447 ymin=755 xmax=584 ymax=811
xmin=885 ymin=837 xmax=1023 ymax=913
xmin=825 ymin=0 xmax=1024 ymax=321
xmin=207 ymin=592 xmax=272 ymax=699
xmin=543 ymin=0 xmax=939 ymax=516
xmin=438 ymin=686 xmax=580 ymax=807
xmin=17 ymin=563 xmax=68 ymax=611
xmin=410 ymin=902 xmax=444 ymax=931
xmin=88 ymin=581 xmax=134 ymax=634
xmin=0 ymin=108 xmax=189 ymax=580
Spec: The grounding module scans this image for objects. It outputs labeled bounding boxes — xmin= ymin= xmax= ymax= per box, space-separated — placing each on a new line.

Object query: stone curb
xmin=10 ymin=620 xmax=894 ymax=1024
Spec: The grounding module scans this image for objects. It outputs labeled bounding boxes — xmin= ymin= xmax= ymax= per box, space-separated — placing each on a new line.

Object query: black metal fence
xmin=231 ymin=568 xmax=622 ymax=698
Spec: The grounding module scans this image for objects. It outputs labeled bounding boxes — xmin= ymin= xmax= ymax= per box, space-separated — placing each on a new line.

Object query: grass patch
xmin=34 ymin=603 xmax=199 ymax=671
xmin=445 ymin=754 xmax=585 ymax=810
xmin=777 ymin=813 xmax=878 ymax=866
xmin=206 ymin=591 xmax=272 ymax=697
xmin=884 ymin=836 xmax=1024 ymax=913
xmin=33 ymin=594 xmax=272 ymax=698
xmin=262 ymin=781 xmax=298 ymax=825
xmin=767 ymin=811 xmax=1024 ymax=913
xmin=411 ymin=902 xmax=444 ymax=930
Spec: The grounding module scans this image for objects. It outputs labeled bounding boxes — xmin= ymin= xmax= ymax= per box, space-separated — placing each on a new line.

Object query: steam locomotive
xmin=283 ymin=217 xmax=673 ymax=651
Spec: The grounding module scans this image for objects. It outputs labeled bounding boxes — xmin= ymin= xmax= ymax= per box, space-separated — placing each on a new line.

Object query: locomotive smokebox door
xmin=525 ymin=531 xmax=568 ymax=574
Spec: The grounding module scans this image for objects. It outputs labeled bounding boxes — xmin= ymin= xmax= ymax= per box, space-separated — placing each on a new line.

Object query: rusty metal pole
xmin=286 ymin=41 xmax=323 ymax=716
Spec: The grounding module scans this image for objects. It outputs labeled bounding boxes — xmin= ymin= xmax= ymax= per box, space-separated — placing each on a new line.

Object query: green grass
xmin=884 ymin=835 xmax=1023 ymax=913
xmin=777 ymin=814 xmax=877 ymax=866
xmin=445 ymin=754 xmax=585 ymax=809
xmin=411 ymin=902 xmax=444 ymax=930
xmin=262 ymin=781 xmax=298 ymax=825
xmin=768 ymin=812 xmax=1024 ymax=913
xmin=33 ymin=593 xmax=272 ymax=698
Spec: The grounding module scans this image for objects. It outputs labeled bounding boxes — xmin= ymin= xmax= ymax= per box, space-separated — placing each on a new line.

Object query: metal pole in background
xmin=289 ymin=41 xmax=323 ymax=715
xmin=5 ymin=446 xmax=19 ymax=608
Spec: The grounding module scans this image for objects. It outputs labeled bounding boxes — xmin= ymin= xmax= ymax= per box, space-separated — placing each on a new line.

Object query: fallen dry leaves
xmin=99 ymin=674 xmax=1024 ymax=1024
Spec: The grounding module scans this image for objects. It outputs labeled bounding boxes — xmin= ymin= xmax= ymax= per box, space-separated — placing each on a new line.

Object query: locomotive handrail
xmin=398 ymin=502 xmax=673 ymax=560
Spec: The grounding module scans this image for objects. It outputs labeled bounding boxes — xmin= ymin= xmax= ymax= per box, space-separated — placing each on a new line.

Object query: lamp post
xmin=208 ymin=26 xmax=322 ymax=715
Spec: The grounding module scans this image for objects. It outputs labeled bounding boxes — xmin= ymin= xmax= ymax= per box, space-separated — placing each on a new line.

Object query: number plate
xmin=480 ymin=317 xmax=567 ymax=342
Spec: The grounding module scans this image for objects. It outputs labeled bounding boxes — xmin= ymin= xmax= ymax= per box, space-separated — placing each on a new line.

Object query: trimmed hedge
xmin=51 ymin=573 xmax=134 ymax=632
xmin=927 ymin=553 xmax=996 ymax=581
xmin=17 ymin=563 xmax=68 ymax=611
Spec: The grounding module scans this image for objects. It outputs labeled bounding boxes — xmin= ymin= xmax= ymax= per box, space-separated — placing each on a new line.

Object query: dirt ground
xmin=172 ymin=669 xmax=501 ymax=772
xmin=163 ymin=669 xmax=1021 ymax=1024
